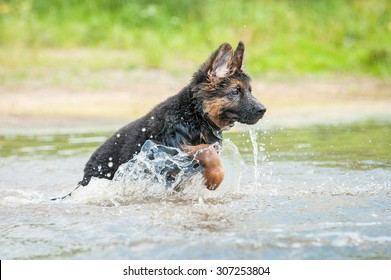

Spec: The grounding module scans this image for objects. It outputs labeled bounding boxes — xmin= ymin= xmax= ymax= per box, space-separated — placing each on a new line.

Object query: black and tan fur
xmin=79 ymin=42 xmax=266 ymax=190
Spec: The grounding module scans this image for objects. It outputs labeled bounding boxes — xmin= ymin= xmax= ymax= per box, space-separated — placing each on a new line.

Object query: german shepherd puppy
xmin=79 ymin=42 xmax=266 ymax=190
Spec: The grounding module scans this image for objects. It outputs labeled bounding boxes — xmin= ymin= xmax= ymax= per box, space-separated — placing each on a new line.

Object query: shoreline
xmin=1 ymin=70 xmax=390 ymax=132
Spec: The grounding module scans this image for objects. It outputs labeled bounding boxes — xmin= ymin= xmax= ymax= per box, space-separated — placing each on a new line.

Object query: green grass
xmin=0 ymin=0 xmax=390 ymax=78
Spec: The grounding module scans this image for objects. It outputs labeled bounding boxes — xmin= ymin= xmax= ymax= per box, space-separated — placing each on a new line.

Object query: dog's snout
xmin=257 ymin=106 xmax=266 ymax=115
xmin=254 ymin=104 xmax=266 ymax=118
xmin=248 ymin=96 xmax=266 ymax=116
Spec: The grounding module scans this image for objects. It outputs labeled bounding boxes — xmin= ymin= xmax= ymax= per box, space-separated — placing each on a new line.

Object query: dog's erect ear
xmin=209 ymin=43 xmax=233 ymax=78
xmin=195 ymin=43 xmax=238 ymax=83
xmin=233 ymin=41 xmax=245 ymax=72
xmin=197 ymin=43 xmax=233 ymax=81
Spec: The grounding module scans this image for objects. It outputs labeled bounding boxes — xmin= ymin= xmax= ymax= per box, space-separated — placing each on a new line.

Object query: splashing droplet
xmin=249 ymin=127 xmax=259 ymax=182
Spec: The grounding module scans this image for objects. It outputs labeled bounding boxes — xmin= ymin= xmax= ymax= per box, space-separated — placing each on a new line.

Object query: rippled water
xmin=0 ymin=120 xmax=390 ymax=259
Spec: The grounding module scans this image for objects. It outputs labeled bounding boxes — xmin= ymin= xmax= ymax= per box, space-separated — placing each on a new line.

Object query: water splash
xmin=220 ymin=139 xmax=246 ymax=192
xmin=64 ymin=141 xmax=224 ymax=205
xmin=249 ymin=127 xmax=259 ymax=182
xmin=114 ymin=140 xmax=204 ymax=191
xmin=56 ymin=139 xmax=255 ymax=205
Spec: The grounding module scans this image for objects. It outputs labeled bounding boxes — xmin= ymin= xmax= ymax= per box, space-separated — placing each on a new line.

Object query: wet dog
xmin=79 ymin=42 xmax=266 ymax=191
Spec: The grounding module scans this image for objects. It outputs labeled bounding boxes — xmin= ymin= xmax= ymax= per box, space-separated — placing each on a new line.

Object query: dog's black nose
xmin=257 ymin=107 xmax=266 ymax=114
xmin=256 ymin=106 xmax=266 ymax=117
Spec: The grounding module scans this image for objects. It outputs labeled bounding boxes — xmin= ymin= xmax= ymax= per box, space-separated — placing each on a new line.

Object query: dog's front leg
xmin=182 ymin=144 xmax=224 ymax=190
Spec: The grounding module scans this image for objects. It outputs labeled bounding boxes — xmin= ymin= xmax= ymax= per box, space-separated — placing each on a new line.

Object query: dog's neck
xmin=200 ymin=113 xmax=223 ymax=144
xmin=185 ymin=86 xmax=223 ymax=144
xmin=203 ymin=113 xmax=220 ymax=130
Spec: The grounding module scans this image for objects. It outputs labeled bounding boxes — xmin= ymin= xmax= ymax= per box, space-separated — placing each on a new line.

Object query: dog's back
xmin=79 ymin=88 xmax=209 ymax=186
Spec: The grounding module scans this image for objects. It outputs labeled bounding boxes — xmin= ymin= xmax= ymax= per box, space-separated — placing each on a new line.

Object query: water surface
xmin=0 ymin=120 xmax=390 ymax=259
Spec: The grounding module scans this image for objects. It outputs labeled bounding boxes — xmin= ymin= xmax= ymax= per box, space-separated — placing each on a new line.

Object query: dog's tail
xmin=50 ymin=176 xmax=91 ymax=201
xmin=50 ymin=184 xmax=80 ymax=201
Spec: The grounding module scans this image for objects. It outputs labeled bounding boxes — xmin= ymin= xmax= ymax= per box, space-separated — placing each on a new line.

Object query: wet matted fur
xmin=79 ymin=41 xmax=266 ymax=190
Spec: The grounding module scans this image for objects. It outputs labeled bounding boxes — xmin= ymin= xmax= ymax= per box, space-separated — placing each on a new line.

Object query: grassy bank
xmin=0 ymin=0 xmax=390 ymax=78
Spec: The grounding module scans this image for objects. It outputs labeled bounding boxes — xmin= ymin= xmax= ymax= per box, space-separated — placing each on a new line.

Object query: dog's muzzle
xmin=240 ymin=101 xmax=266 ymax=125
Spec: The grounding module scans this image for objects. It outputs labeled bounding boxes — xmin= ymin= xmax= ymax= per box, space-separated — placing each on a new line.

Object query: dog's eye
xmin=231 ymin=89 xmax=240 ymax=96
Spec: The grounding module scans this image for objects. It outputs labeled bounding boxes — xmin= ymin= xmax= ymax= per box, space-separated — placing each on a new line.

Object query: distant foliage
xmin=0 ymin=0 xmax=390 ymax=77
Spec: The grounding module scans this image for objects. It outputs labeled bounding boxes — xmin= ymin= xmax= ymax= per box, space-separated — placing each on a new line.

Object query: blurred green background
xmin=0 ymin=0 xmax=390 ymax=78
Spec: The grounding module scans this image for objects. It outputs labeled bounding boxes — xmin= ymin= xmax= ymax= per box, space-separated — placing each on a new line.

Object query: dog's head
xmin=192 ymin=42 xmax=266 ymax=130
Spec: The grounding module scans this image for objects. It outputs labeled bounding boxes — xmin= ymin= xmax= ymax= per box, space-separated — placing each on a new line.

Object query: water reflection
xmin=1 ymin=120 xmax=389 ymax=171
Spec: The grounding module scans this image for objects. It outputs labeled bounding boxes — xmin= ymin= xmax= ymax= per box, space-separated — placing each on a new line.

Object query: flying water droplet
xmin=249 ymin=127 xmax=259 ymax=182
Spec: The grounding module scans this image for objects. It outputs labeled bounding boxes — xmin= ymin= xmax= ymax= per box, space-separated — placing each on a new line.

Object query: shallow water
xmin=0 ymin=120 xmax=390 ymax=259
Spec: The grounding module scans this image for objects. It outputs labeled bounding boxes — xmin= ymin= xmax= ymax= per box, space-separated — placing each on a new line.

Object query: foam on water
xmin=0 ymin=190 xmax=46 ymax=205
